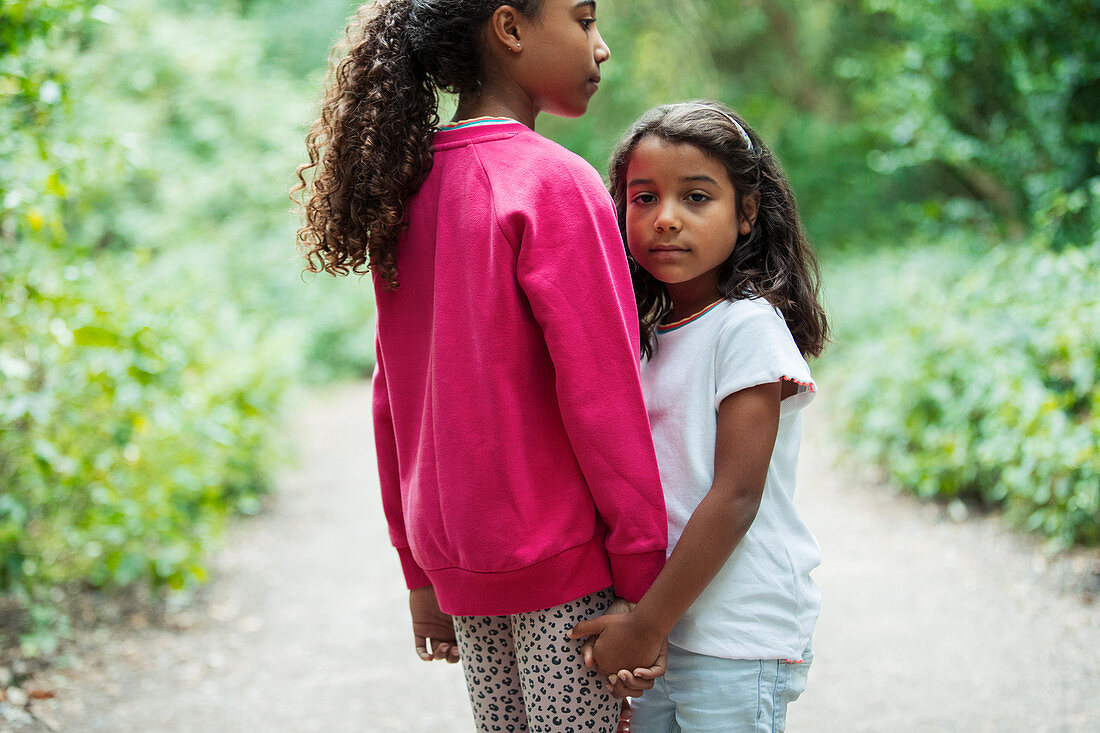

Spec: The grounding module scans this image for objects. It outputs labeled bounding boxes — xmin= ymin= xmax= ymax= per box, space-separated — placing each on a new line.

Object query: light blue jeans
xmin=630 ymin=643 xmax=812 ymax=733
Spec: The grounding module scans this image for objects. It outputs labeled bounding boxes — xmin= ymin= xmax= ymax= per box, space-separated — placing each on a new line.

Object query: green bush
xmin=834 ymin=0 xmax=1100 ymax=245
xmin=1 ymin=0 xmax=99 ymax=247
xmin=0 ymin=248 xmax=292 ymax=600
xmin=826 ymin=240 xmax=1100 ymax=546
xmin=1 ymin=0 xmax=375 ymax=652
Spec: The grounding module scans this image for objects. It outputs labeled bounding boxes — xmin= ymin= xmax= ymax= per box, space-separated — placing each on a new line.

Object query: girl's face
xmin=511 ymin=0 xmax=610 ymax=117
xmin=624 ymin=136 xmax=753 ymax=301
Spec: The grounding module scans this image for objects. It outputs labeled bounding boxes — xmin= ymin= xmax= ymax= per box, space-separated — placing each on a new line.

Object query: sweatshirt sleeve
xmin=511 ymin=157 xmax=667 ymax=603
xmin=372 ymin=334 xmax=431 ymax=590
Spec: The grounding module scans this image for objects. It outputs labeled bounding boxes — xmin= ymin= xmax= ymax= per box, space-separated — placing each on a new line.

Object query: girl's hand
xmin=569 ymin=611 xmax=664 ymax=681
xmin=579 ymin=597 xmax=635 ymax=668
xmin=409 ymin=586 xmax=460 ymax=663
xmin=576 ymin=599 xmax=665 ymax=698
xmin=607 ymin=644 xmax=668 ymax=698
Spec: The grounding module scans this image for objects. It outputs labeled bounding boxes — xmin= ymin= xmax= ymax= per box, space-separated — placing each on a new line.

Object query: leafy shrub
xmin=834 ymin=0 xmax=1100 ymax=245
xmin=0 ymin=246 xmax=294 ymax=601
xmin=557 ymin=0 xmax=1098 ymax=251
xmin=826 ymin=240 xmax=1100 ymax=546
xmin=0 ymin=0 xmax=100 ymax=247
xmin=43 ymin=0 xmax=378 ymax=379
xmin=1 ymin=0 xmax=375 ymax=653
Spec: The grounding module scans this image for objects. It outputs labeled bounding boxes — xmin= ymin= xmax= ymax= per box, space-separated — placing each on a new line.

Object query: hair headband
xmin=667 ymin=102 xmax=755 ymax=154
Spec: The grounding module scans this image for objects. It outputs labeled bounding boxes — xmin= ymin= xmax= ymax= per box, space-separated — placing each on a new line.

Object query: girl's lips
xmin=648 ymin=247 xmax=690 ymax=262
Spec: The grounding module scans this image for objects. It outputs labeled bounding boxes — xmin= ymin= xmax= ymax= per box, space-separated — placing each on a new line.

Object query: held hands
xmin=569 ymin=602 xmax=668 ymax=699
xmin=409 ymin=586 xmax=460 ymax=663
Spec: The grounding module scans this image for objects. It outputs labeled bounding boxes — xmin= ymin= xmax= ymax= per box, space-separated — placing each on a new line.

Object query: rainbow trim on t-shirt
xmin=657 ymin=299 xmax=725 ymax=333
xmin=438 ymin=116 xmax=519 ymax=132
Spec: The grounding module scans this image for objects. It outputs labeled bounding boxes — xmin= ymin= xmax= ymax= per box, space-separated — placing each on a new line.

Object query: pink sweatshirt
xmin=371 ymin=119 xmax=667 ymax=616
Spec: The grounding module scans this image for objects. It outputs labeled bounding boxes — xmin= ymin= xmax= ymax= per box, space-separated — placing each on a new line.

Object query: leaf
xmin=45 ymin=171 xmax=66 ymax=197
xmin=72 ymin=325 xmax=120 ymax=347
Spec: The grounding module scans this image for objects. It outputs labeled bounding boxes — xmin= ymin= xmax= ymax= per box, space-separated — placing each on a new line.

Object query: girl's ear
xmin=489 ymin=5 xmax=524 ymax=53
xmin=739 ymin=192 xmax=761 ymax=235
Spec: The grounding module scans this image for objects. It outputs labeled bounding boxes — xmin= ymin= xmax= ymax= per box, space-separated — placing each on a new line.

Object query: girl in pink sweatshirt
xmin=295 ymin=2 xmax=666 ymax=730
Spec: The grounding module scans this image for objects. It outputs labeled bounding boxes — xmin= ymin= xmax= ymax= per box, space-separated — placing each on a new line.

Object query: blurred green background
xmin=2 ymin=0 xmax=1097 ymax=652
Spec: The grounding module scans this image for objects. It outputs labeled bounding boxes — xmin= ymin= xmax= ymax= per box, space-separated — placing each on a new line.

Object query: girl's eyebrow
xmin=575 ymin=0 xmax=597 ymax=10
xmin=627 ymin=175 xmax=720 ymax=187
xmin=683 ymin=175 xmax=720 ymax=185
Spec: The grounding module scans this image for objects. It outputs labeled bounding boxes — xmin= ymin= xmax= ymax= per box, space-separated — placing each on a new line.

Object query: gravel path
xmin=788 ymin=395 xmax=1100 ymax=732
xmin=6 ymin=382 xmax=1099 ymax=732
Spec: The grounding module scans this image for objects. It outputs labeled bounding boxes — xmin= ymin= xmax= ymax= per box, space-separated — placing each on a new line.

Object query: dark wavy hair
xmin=293 ymin=0 xmax=545 ymax=287
xmin=608 ymin=101 xmax=829 ymax=359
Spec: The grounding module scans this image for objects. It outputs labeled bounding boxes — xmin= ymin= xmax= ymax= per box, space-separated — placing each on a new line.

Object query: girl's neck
xmin=453 ymin=83 xmax=537 ymax=130
xmin=666 ymin=283 xmax=725 ymax=324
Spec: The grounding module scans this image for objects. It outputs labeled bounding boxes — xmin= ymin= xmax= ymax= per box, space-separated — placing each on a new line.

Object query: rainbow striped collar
xmin=438 ymin=116 xmax=521 ymax=132
xmin=657 ymin=299 xmax=725 ymax=333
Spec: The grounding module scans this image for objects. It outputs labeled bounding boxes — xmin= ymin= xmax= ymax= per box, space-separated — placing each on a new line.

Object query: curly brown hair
xmin=608 ymin=101 xmax=829 ymax=359
xmin=293 ymin=0 xmax=545 ymax=288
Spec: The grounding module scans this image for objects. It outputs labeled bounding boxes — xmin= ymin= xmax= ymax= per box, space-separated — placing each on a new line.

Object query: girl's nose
xmin=594 ymin=29 xmax=610 ymax=64
xmin=654 ymin=204 xmax=679 ymax=231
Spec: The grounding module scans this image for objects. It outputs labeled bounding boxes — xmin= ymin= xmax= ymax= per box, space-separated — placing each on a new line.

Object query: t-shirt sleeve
xmin=713 ymin=305 xmax=817 ymax=416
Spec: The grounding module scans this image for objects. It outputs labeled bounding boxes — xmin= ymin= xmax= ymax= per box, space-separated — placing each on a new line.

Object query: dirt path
xmin=788 ymin=395 xmax=1100 ymax=732
xmin=7 ymin=384 xmax=471 ymax=733
xmin=6 ymin=382 xmax=1099 ymax=732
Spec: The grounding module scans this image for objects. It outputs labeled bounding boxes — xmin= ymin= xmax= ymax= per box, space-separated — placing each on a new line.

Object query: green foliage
xmin=243 ymin=0 xmax=360 ymax=79
xmin=47 ymin=1 xmax=305 ymax=256
xmin=0 ymin=0 xmax=99 ymax=248
xmin=541 ymin=0 xmax=907 ymax=250
xmin=0 ymin=247 xmax=291 ymax=598
xmin=540 ymin=0 xmax=717 ymax=169
xmin=1 ymin=0 xmax=375 ymax=651
xmin=835 ymin=0 xmax=1100 ymax=245
xmin=551 ymin=0 xmax=1098 ymax=251
xmin=825 ymin=240 xmax=1100 ymax=546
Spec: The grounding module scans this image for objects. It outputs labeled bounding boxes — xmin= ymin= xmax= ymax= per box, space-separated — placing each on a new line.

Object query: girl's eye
xmin=687 ymin=192 xmax=710 ymax=203
xmin=631 ymin=193 xmax=656 ymax=205
xmin=580 ymin=18 xmax=596 ymax=30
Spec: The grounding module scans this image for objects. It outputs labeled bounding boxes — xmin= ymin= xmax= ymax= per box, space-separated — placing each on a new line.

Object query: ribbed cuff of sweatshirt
xmin=608 ymin=550 xmax=667 ymax=603
xmin=397 ymin=546 xmax=432 ymax=590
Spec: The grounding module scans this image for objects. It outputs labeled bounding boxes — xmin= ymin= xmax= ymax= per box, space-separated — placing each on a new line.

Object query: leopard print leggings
xmin=452 ymin=588 xmax=620 ymax=733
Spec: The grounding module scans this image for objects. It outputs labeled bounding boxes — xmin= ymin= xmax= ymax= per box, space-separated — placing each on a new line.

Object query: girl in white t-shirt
xmin=571 ymin=101 xmax=829 ymax=732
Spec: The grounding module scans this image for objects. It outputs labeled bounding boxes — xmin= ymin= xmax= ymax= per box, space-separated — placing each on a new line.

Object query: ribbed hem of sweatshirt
xmin=607 ymin=549 xmax=667 ymax=604
xmin=397 ymin=546 xmax=432 ymax=590
xmin=424 ymin=536 xmax=615 ymax=616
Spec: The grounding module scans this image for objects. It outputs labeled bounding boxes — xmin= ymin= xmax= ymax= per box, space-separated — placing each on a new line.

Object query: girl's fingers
xmin=433 ymin=640 xmax=459 ymax=661
xmin=569 ymin=615 xmax=610 ymax=639
xmin=415 ymin=635 xmax=433 ymax=661
xmin=418 ymin=636 xmax=461 ymax=662
xmin=608 ymin=676 xmax=650 ymax=698
xmin=617 ymin=669 xmax=653 ymax=692
xmin=633 ymin=665 xmax=663 ymax=680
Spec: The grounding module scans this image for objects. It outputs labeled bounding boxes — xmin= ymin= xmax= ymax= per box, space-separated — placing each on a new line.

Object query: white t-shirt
xmin=639 ymin=297 xmax=821 ymax=660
